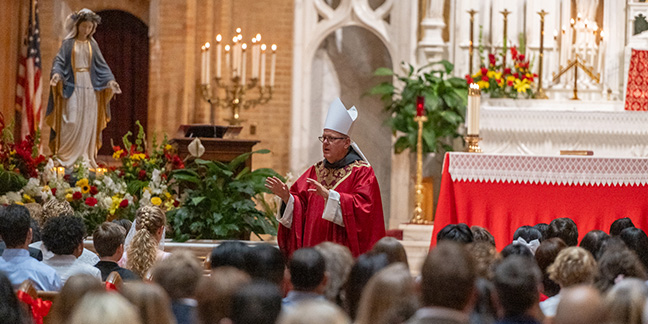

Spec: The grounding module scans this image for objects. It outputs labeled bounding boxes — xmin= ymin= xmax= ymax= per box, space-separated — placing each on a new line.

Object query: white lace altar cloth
xmin=447 ymin=153 xmax=648 ymax=186
xmin=479 ymin=100 xmax=648 ymax=157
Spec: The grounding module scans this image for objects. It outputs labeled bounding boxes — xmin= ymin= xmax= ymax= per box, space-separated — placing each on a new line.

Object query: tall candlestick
xmin=466 ymin=83 xmax=481 ymax=135
xmin=216 ymin=35 xmax=222 ymax=78
xmin=467 ymin=9 xmax=477 ymax=76
xmin=416 ymin=96 xmax=425 ymax=117
xmin=225 ymin=45 xmax=231 ymax=77
xmin=270 ymin=44 xmax=277 ymax=87
xmin=260 ymin=44 xmax=267 ymax=87
xmin=536 ymin=10 xmax=548 ymax=99
xmin=241 ymin=43 xmax=247 ymax=86
xmin=251 ymin=39 xmax=258 ymax=79
xmin=500 ymin=9 xmax=511 ymax=70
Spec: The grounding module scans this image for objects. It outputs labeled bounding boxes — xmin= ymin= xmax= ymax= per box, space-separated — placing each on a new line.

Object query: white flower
xmin=44 ymin=159 xmax=55 ymax=181
xmin=0 ymin=196 xmax=8 ymax=205
xmin=141 ymin=190 xmax=152 ymax=206
xmin=188 ymin=138 xmax=205 ymax=158
xmin=6 ymin=192 xmax=22 ymax=203
xmin=23 ymin=178 xmax=41 ymax=197
xmin=149 ymin=169 xmax=167 ymax=195
xmin=100 ymin=196 xmax=113 ymax=210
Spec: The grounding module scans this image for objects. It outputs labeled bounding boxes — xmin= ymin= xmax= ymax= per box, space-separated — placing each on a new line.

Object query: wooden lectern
xmin=170 ymin=125 xmax=260 ymax=169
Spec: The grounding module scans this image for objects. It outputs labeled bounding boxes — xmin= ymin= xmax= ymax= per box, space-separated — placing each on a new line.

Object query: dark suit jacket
xmin=171 ymin=301 xmax=197 ymax=324
xmin=94 ymin=261 xmax=140 ymax=281
xmin=0 ymin=242 xmax=43 ymax=261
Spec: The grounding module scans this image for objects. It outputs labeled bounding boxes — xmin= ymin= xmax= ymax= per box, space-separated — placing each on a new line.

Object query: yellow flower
xmin=131 ymin=153 xmax=147 ymax=161
xmin=66 ymin=193 xmax=73 ymax=202
xmin=506 ymin=75 xmax=515 ymax=83
xmin=486 ymin=70 xmax=496 ymax=79
xmin=143 ymin=187 xmax=151 ymax=194
xmin=81 ymin=185 xmax=90 ymax=194
xmin=477 ymin=80 xmax=490 ymax=89
xmin=151 ymin=197 xmax=162 ymax=206
xmin=76 ymin=178 xmax=89 ymax=188
xmin=65 ymin=188 xmax=74 ymax=194
xmin=165 ymin=144 xmax=172 ymax=151
xmin=23 ymin=194 xmax=34 ymax=203
xmin=513 ymin=79 xmax=531 ymax=93
xmin=164 ymin=191 xmax=171 ymax=199
xmin=42 ymin=186 xmax=50 ymax=192
xmin=493 ymin=71 xmax=502 ymax=81
xmin=113 ymin=149 xmax=125 ymax=159
xmin=14 ymin=201 xmax=24 ymax=206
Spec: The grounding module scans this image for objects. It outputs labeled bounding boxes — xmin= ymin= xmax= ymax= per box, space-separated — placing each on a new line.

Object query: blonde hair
xmin=68 ymin=292 xmax=142 ymax=324
xmin=277 ymin=300 xmax=350 ymax=324
xmin=121 ymin=282 xmax=175 ymax=324
xmin=127 ymin=205 xmax=166 ymax=278
xmin=548 ymin=247 xmax=597 ymax=287
xmin=39 ymin=199 xmax=74 ymax=227
xmin=355 ymin=263 xmax=418 ymax=324
xmin=604 ymin=278 xmax=648 ymax=324
xmin=49 ymin=274 xmax=104 ymax=324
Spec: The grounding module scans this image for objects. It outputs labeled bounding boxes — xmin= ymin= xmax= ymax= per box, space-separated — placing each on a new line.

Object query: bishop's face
xmin=321 ymin=129 xmax=350 ymax=164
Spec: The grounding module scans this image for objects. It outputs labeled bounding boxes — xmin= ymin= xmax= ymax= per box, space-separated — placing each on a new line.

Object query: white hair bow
xmin=512 ymin=237 xmax=541 ymax=255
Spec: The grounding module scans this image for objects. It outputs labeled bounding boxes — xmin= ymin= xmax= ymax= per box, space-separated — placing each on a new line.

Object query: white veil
xmin=123 ymin=218 xmax=166 ymax=252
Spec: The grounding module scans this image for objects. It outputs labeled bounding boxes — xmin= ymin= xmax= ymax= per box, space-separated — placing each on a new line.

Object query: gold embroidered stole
xmin=314 ymin=160 xmax=369 ymax=190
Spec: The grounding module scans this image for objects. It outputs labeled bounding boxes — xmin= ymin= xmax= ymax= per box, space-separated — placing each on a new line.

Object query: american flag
xmin=15 ymin=0 xmax=42 ymax=140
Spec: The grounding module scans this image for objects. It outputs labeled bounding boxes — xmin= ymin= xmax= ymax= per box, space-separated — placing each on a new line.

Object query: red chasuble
xmin=278 ymin=160 xmax=385 ymax=258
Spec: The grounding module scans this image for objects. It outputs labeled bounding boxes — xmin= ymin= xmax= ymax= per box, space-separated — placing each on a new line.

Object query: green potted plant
xmin=166 ymin=149 xmax=282 ymax=241
xmin=370 ymin=60 xmax=468 ymax=154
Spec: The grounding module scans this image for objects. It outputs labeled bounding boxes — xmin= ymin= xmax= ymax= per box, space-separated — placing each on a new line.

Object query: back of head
xmin=355 ymin=263 xmax=418 ymax=324
xmin=534 ymin=223 xmax=549 ymax=241
xmin=112 ymin=218 xmax=132 ymax=234
xmin=610 ymin=217 xmax=635 ymax=236
xmin=277 ymin=300 xmax=350 ymax=324
xmin=513 ymin=225 xmax=542 ymax=243
xmin=535 ymin=237 xmax=567 ymax=297
xmin=289 ymin=248 xmax=325 ymax=291
xmin=0 ymin=272 xmax=28 ymax=324
xmin=553 ymin=285 xmax=604 ymax=324
xmin=547 ymin=218 xmax=578 ymax=246
xmin=231 ymin=281 xmax=283 ymax=324
xmin=39 ymin=199 xmax=74 ymax=228
xmin=42 ymin=214 xmax=85 ymax=255
xmin=50 ymin=274 xmax=105 ymax=324
xmin=344 ymin=253 xmax=390 ymax=319
xmin=152 ymin=250 xmax=203 ymax=300
xmin=437 ymin=223 xmax=474 ymax=244
xmin=548 ymin=247 xmax=597 ymax=288
xmin=243 ymin=243 xmax=285 ymax=285
xmin=421 ymin=241 xmax=476 ymax=310
xmin=471 ymin=226 xmax=496 ymax=247
xmin=69 ymin=292 xmax=142 ymax=324
xmin=579 ymin=230 xmax=609 ymax=261
xmin=500 ymin=243 xmax=534 ymax=259
xmin=619 ymin=227 xmax=648 ymax=271
xmin=121 ymin=281 xmax=175 ymax=324
xmin=93 ymin=222 xmax=126 ymax=257
xmin=196 ymin=266 xmax=251 ymax=324
xmin=493 ymin=255 xmax=542 ymax=317
xmin=210 ymin=240 xmax=250 ymax=270
xmin=314 ymin=242 xmax=354 ymax=304
xmin=127 ymin=205 xmax=166 ymax=278
xmin=370 ymin=236 xmax=408 ymax=267
xmin=0 ymin=204 xmax=31 ymax=248
xmin=596 ymin=247 xmax=647 ymax=292
xmin=467 ymin=242 xmax=498 ymax=279
xmin=604 ymin=278 xmax=648 ymax=324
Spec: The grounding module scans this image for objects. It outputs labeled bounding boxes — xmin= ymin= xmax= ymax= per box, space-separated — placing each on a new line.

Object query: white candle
xmin=57 ymin=167 xmax=65 ymax=179
xmin=201 ymin=45 xmax=206 ymax=84
xmin=597 ymin=31 xmax=605 ymax=75
xmin=270 ymin=44 xmax=277 ymax=87
xmin=241 ymin=43 xmax=247 ymax=86
xmin=466 ymin=83 xmax=481 ymax=135
xmin=216 ymin=35 xmax=222 ymax=78
xmin=251 ymin=38 xmax=258 ymax=79
xmin=225 ymin=45 xmax=231 ymax=78
xmin=232 ymin=37 xmax=239 ymax=77
xmin=260 ymin=44 xmax=266 ymax=87
xmin=205 ymin=42 xmax=210 ymax=84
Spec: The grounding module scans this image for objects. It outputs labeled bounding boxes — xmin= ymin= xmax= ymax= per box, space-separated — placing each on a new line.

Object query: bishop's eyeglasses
xmin=318 ymin=136 xmax=347 ymax=143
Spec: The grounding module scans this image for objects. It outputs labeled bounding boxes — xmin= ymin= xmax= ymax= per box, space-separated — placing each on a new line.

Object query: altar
xmin=431 ymin=152 xmax=648 ymax=249
xmin=479 ymin=99 xmax=648 ymax=157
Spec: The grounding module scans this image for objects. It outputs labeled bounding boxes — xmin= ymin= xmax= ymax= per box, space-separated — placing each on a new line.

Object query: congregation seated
xmin=122 ymin=205 xmax=171 ymax=278
xmin=242 ymin=243 xmax=286 ymax=289
xmin=92 ymin=222 xmax=139 ymax=281
xmin=121 ymin=281 xmax=176 ymax=324
xmin=41 ymin=215 xmax=101 ymax=283
xmin=210 ymin=240 xmax=250 ymax=270
xmin=0 ymin=204 xmax=61 ymax=291
xmin=493 ymin=256 xmax=544 ymax=324
xmin=195 ymin=266 xmax=251 ymax=324
xmin=314 ymin=241 xmax=354 ymax=305
xmin=230 ymin=281 xmax=283 ymax=324
xmin=277 ymin=300 xmax=350 ymax=324
xmin=553 ymin=285 xmax=604 ymax=324
xmin=609 ymin=217 xmax=635 ymax=236
xmin=67 ymin=291 xmax=142 ymax=324
xmin=579 ymin=230 xmax=609 ymax=260
xmin=369 ymin=236 xmax=409 ymax=268
xmin=343 ymin=252 xmax=389 ymax=319
xmin=546 ymin=218 xmax=579 ymax=246
xmin=355 ymin=263 xmax=418 ymax=324
xmin=282 ymin=248 xmax=328 ymax=310
xmin=436 ymin=223 xmax=474 ymax=244
xmin=48 ymin=273 xmax=103 ymax=324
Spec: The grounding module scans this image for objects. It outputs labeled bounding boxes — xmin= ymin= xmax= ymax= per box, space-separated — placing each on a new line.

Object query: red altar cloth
xmin=432 ymin=153 xmax=648 ymax=250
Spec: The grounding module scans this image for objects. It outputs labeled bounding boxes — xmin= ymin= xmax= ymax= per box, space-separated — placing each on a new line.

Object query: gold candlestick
xmin=535 ymin=10 xmax=549 ymax=99
xmin=467 ymin=9 xmax=478 ymax=76
xmin=410 ymin=115 xmax=430 ymax=224
xmin=464 ymin=134 xmax=482 ymax=153
xmin=500 ymin=9 xmax=511 ymax=70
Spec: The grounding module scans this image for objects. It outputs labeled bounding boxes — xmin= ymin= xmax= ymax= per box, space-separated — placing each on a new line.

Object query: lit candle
xmin=416 ymin=96 xmax=425 ymax=117
xmin=254 ymin=34 xmax=261 ymax=79
xmin=57 ymin=167 xmax=65 ymax=179
xmin=270 ymin=44 xmax=277 ymax=87
xmin=201 ymin=45 xmax=206 ymax=84
xmin=466 ymin=83 xmax=481 ymax=135
xmin=204 ymin=42 xmax=211 ymax=84
xmin=241 ymin=43 xmax=247 ymax=86
xmin=216 ymin=35 xmax=222 ymax=78
xmin=232 ymin=36 xmax=239 ymax=78
xmin=225 ymin=45 xmax=231 ymax=77
xmin=96 ymin=168 xmax=105 ymax=178
xmin=260 ymin=44 xmax=266 ymax=87
xmin=251 ymin=38 xmax=258 ymax=79
xmin=597 ymin=31 xmax=605 ymax=74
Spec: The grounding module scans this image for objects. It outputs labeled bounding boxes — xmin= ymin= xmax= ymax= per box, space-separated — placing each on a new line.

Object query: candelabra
xmin=535 ymin=10 xmax=549 ymax=99
xmin=467 ymin=9 xmax=477 ymax=76
xmin=500 ymin=9 xmax=511 ymax=69
xmin=199 ymin=28 xmax=277 ymax=126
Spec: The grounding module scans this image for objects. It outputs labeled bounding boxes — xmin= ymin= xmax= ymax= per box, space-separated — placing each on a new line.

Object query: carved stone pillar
xmin=418 ymin=0 xmax=446 ymax=63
